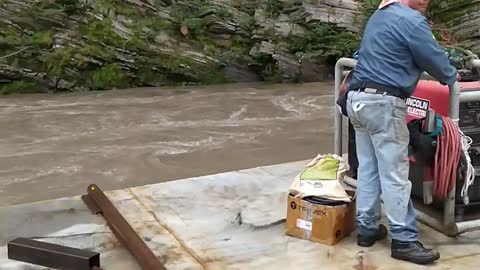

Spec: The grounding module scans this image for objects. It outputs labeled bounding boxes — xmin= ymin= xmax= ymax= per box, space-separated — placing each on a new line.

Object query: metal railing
xmin=334 ymin=57 xmax=480 ymax=236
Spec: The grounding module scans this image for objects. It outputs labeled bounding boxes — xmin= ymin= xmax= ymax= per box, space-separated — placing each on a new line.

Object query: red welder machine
xmin=334 ymin=52 xmax=480 ymax=237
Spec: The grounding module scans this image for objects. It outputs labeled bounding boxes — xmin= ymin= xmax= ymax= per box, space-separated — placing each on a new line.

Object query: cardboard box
xmin=285 ymin=193 xmax=356 ymax=246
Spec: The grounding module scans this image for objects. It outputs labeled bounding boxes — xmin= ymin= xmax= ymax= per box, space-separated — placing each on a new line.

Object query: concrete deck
xmin=1 ymin=160 xmax=480 ymax=269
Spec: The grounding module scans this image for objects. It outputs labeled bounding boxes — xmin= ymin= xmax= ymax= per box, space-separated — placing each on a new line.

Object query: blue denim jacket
xmin=349 ymin=3 xmax=457 ymax=96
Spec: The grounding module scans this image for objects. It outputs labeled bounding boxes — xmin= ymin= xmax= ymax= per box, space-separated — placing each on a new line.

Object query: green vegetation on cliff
xmin=0 ymin=0 xmax=369 ymax=93
xmin=1 ymin=0 xmax=477 ymax=94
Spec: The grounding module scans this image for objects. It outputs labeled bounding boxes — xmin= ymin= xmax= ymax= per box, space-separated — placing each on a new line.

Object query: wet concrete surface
xmin=0 ymin=82 xmax=336 ymax=207
xmin=2 ymin=160 xmax=479 ymax=270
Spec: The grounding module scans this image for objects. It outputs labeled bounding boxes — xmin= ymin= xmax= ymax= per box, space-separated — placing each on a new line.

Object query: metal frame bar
xmin=7 ymin=237 xmax=101 ymax=270
xmin=82 ymin=184 xmax=166 ymax=270
xmin=334 ymin=57 xmax=480 ymax=236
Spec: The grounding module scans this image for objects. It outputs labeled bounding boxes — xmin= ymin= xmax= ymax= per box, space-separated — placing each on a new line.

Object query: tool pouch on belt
xmin=336 ymin=90 xmax=350 ymax=117
xmin=336 ymin=71 xmax=354 ymax=117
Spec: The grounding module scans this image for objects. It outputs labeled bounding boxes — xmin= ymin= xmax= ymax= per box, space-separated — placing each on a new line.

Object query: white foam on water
xmin=228 ymin=105 xmax=248 ymax=121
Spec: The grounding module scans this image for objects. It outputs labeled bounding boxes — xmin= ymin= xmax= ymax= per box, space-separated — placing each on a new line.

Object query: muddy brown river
xmin=0 ymin=82 xmax=336 ymax=207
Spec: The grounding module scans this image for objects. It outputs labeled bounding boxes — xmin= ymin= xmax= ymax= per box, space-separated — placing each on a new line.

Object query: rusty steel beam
xmin=7 ymin=237 xmax=100 ymax=270
xmin=81 ymin=184 xmax=166 ymax=270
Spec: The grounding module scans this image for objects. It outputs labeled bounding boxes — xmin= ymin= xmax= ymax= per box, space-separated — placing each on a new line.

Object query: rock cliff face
xmin=0 ymin=0 xmax=364 ymax=92
xmin=0 ymin=0 xmax=478 ymax=93
xmin=428 ymin=0 xmax=480 ymax=51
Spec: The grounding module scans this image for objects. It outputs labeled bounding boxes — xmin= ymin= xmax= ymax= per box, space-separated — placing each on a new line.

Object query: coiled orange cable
xmin=433 ymin=116 xmax=462 ymax=199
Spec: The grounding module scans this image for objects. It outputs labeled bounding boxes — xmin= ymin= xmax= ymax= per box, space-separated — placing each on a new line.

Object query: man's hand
xmin=440 ymin=72 xmax=461 ymax=85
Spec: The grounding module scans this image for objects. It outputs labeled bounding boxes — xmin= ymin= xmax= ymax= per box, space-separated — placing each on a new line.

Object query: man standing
xmin=346 ymin=0 xmax=458 ymax=265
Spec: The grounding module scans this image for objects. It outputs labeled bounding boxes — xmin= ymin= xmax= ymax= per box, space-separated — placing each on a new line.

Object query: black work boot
xmin=357 ymin=224 xmax=388 ymax=247
xmin=391 ymin=240 xmax=440 ymax=265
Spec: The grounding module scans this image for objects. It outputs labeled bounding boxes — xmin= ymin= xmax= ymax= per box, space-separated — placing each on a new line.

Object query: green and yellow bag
xmin=289 ymin=154 xmax=352 ymax=202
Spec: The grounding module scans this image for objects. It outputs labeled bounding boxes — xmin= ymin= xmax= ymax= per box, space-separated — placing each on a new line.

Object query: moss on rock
xmin=0 ymin=81 xmax=46 ymax=94
xmin=90 ymin=64 xmax=129 ymax=89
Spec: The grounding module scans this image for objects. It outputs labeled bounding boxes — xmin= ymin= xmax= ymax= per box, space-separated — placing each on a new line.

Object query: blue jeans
xmin=346 ymin=91 xmax=418 ymax=242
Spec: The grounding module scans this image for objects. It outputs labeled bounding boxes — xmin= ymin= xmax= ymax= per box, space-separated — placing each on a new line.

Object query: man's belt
xmin=349 ymin=81 xmax=408 ymax=99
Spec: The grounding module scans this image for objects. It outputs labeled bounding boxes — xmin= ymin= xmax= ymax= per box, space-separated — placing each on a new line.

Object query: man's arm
xmin=406 ymin=18 xmax=458 ymax=86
